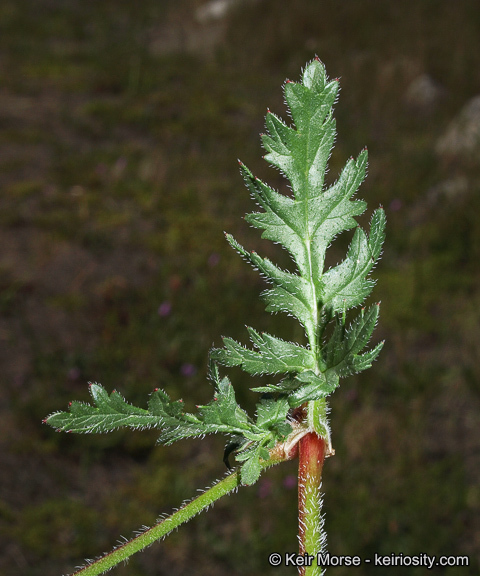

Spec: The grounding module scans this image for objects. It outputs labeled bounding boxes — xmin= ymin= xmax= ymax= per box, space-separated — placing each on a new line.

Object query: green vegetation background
xmin=1 ymin=1 xmax=479 ymax=574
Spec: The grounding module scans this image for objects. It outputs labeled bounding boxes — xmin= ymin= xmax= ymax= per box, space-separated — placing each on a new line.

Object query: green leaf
xmin=237 ymin=445 xmax=263 ymax=485
xmin=46 ymin=384 xmax=164 ymax=434
xmin=211 ymin=327 xmax=315 ymax=375
xmin=157 ymin=368 xmax=257 ymax=444
xmin=255 ymin=396 xmax=290 ymax=431
xmin=221 ymin=395 xmax=293 ymax=486
xmin=45 ymin=377 xmax=257 ymax=445
xmin=322 ymin=303 xmax=384 ymax=378
xmin=222 ymin=58 xmax=384 ymax=399
xmin=234 ymin=434 xmax=277 ymax=486
xmin=287 ymin=370 xmax=339 ymax=408
xmin=196 ymin=377 xmax=248 ymax=428
xmin=250 ymin=377 xmax=299 ymax=395
xmin=340 ymin=340 xmax=384 ymax=376
xmin=320 ymin=208 xmax=386 ymax=315
xmin=225 ymin=233 xmax=315 ymax=334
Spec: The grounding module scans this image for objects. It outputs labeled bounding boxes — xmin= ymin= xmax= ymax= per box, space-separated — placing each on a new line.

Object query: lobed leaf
xmin=46 ymin=384 xmax=164 ymax=434
xmin=287 ymin=370 xmax=339 ymax=407
xmin=320 ymin=207 xmax=386 ymax=316
xmin=211 ymin=328 xmax=315 ymax=375
xmin=214 ymin=59 xmax=385 ymax=416
xmin=322 ymin=303 xmax=384 ymax=378
xmin=255 ymin=396 xmax=290 ymax=430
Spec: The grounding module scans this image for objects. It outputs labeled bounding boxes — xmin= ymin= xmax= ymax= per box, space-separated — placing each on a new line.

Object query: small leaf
xmin=45 ymin=384 xmax=162 ymax=434
xmin=255 ymin=396 xmax=290 ymax=429
xmin=212 ymin=328 xmax=315 ymax=375
xmin=197 ymin=376 xmax=249 ymax=428
xmin=369 ymin=208 xmax=387 ymax=261
xmin=287 ymin=371 xmax=339 ymax=407
xmin=250 ymin=376 xmax=300 ymax=394
xmin=235 ymin=442 xmax=272 ymax=486
xmin=322 ymin=303 xmax=383 ymax=378
xmin=337 ymin=340 xmax=384 ymax=378
xmin=46 ymin=374 xmax=261 ymax=449
xmin=239 ymin=452 xmax=262 ymax=485
xmin=320 ymin=208 xmax=385 ymax=315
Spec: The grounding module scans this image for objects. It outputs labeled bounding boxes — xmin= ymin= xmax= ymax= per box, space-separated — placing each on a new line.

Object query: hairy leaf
xmin=216 ymin=58 xmax=385 ymax=403
xmin=45 ymin=365 xmax=292 ymax=485
xmin=322 ymin=303 xmax=384 ymax=378
xmin=44 ymin=58 xmax=385 ymax=487
xmin=211 ymin=328 xmax=315 ymax=375
xmin=46 ymin=384 xmax=165 ymax=434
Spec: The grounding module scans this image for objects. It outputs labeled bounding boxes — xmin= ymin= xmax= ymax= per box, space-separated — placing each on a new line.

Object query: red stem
xmin=298 ymin=432 xmax=327 ymax=574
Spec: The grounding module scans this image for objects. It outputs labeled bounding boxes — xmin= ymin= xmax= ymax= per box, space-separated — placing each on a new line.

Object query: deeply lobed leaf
xmin=322 ymin=303 xmax=384 ymax=379
xmin=46 ymin=384 xmax=163 ymax=434
xmin=211 ymin=328 xmax=315 ymax=375
xmin=45 ymin=368 xmax=292 ymax=485
xmin=216 ymin=58 xmax=385 ymax=400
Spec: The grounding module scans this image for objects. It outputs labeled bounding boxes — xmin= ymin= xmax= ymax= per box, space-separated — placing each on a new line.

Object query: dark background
xmin=1 ymin=1 xmax=479 ymax=574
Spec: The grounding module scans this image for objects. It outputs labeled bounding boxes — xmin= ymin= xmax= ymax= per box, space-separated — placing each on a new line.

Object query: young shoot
xmin=45 ymin=57 xmax=385 ymax=576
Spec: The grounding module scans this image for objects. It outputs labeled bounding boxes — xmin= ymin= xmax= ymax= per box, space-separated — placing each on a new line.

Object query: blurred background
xmin=1 ymin=0 xmax=479 ymax=574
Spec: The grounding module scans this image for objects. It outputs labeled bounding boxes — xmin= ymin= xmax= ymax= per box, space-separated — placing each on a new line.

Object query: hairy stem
xmin=66 ymin=449 xmax=289 ymax=576
xmin=298 ymin=431 xmax=327 ymax=576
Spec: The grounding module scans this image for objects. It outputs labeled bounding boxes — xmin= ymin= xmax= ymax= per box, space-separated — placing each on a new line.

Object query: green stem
xmin=298 ymin=431 xmax=327 ymax=576
xmin=66 ymin=452 xmax=288 ymax=576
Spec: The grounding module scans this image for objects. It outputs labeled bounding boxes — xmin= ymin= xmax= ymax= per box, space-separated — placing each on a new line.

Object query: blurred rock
xmin=426 ymin=175 xmax=470 ymax=200
xmin=436 ymin=95 xmax=480 ymax=163
xmin=150 ymin=0 xmax=262 ymax=58
xmin=196 ymin=0 xmax=240 ymax=23
xmin=405 ymin=73 xmax=443 ymax=112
